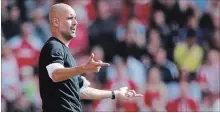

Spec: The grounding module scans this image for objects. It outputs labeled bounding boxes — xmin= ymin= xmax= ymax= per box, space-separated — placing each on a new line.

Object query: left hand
xmin=115 ymin=87 xmax=143 ymax=100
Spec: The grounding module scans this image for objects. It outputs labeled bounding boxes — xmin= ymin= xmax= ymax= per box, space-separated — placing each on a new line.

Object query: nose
xmin=73 ymin=18 xmax=78 ymax=25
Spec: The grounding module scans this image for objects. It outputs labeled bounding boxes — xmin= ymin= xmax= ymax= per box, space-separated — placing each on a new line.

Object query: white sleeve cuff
xmin=46 ymin=63 xmax=64 ymax=79
xmin=80 ymin=76 xmax=90 ymax=93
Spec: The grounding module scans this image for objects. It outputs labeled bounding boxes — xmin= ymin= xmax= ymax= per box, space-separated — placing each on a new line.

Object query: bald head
xmin=49 ymin=3 xmax=78 ymax=42
xmin=49 ymin=3 xmax=73 ymax=23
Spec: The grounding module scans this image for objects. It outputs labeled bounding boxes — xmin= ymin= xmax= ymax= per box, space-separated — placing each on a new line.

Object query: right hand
xmin=82 ymin=53 xmax=110 ymax=73
xmin=115 ymin=87 xmax=143 ymax=100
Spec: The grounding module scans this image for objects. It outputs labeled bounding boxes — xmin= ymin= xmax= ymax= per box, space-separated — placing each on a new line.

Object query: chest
xmin=63 ymin=48 xmax=77 ymax=68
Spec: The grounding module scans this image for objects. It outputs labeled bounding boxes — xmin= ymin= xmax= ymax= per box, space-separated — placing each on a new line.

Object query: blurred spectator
xmin=178 ymin=14 xmax=203 ymax=44
xmin=198 ymin=49 xmax=220 ymax=95
xmin=88 ymin=0 xmax=117 ymax=62
xmin=199 ymin=12 xmax=214 ymax=48
xmin=149 ymin=9 xmax=178 ymax=61
xmin=116 ymin=16 xmax=146 ymax=61
xmin=133 ymin=0 xmax=152 ymax=25
xmin=150 ymin=10 xmax=170 ymax=39
xmin=20 ymin=66 xmax=41 ymax=111
xmin=166 ymin=82 xmax=199 ymax=112
xmin=1 ymin=43 xmax=22 ymax=111
xmin=208 ymin=0 xmax=220 ymax=20
xmin=174 ymin=29 xmax=204 ymax=73
xmin=68 ymin=0 xmax=96 ymax=23
xmin=12 ymin=93 xmax=32 ymax=112
xmin=139 ymin=66 xmax=168 ymax=111
xmin=160 ymin=0 xmax=182 ymax=27
xmin=1 ymin=0 xmax=9 ymax=22
xmin=93 ymin=56 xmax=139 ymax=112
xmin=7 ymin=22 xmax=43 ymax=70
xmin=127 ymin=56 xmax=146 ymax=88
xmin=118 ymin=0 xmax=135 ymax=26
xmin=31 ymin=8 xmax=51 ymax=43
xmin=92 ymin=46 xmax=108 ymax=88
xmin=2 ymin=5 xmax=21 ymax=40
xmin=25 ymin=0 xmax=55 ymax=20
xmin=152 ymin=48 xmax=178 ymax=83
xmin=117 ymin=0 xmax=151 ymax=43
xmin=209 ymin=29 xmax=220 ymax=50
xmin=146 ymin=29 xmax=161 ymax=58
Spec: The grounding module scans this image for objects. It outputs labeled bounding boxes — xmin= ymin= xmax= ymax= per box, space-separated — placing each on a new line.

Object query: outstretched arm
xmin=48 ymin=53 xmax=109 ymax=82
xmin=80 ymin=87 xmax=143 ymax=100
xmin=80 ymin=87 xmax=112 ymax=100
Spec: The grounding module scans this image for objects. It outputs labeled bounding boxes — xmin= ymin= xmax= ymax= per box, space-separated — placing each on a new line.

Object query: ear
xmin=52 ymin=18 xmax=59 ymax=27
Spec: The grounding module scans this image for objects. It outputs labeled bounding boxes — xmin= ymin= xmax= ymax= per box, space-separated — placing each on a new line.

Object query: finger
xmin=97 ymin=66 xmax=101 ymax=72
xmin=128 ymin=90 xmax=136 ymax=97
xmin=97 ymin=60 xmax=102 ymax=63
xmin=95 ymin=62 xmax=110 ymax=66
xmin=88 ymin=53 xmax=94 ymax=62
xmin=135 ymin=94 xmax=143 ymax=97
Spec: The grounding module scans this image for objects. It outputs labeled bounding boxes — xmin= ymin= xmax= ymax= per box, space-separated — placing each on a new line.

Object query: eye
xmin=67 ymin=17 xmax=73 ymax=20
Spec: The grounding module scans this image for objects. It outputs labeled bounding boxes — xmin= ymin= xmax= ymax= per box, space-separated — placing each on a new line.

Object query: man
xmin=38 ymin=3 xmax=142 ymax=112
xmin=174 ymin=29 xmax=203 ymax=73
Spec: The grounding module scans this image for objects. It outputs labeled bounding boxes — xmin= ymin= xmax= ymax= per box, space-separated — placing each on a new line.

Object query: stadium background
xmin=1 ymin=0 xmax=220 ymax=112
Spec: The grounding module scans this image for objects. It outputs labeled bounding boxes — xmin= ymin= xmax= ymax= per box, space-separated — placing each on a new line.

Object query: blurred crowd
xmin=1 ymin=0 xmax=220 ymax=112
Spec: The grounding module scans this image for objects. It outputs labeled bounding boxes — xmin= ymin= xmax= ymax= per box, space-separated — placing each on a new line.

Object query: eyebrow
xmin=69 ymin=14 xmax=76 ymax=17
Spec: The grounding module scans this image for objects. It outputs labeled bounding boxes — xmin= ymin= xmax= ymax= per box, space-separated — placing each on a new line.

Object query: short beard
xmin=61 ymin=32 xmax=73 ymax=41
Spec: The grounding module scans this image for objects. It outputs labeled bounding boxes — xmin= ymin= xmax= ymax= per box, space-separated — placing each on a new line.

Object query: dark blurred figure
xmin=207 ymin=0 xmax=220 ymax=30
xmin=150 ymin=10 xmax=170 ymax=39
xmin=2 ymin=5 xmax=21 ymax=40
xmin=209 ymin=30 xmax=220 ymax=50
xmin=152 ymin=0 xmax=181 ymax=27
xmin=166 ymin=82 xmax=199 ymax=112
xmin=178 ymin=14 xmax=202 ymax=44
xmin=146 ymin=29 xmax=161 ymax=58
xmin=153 ymin=48 xmax=178 ymax=83
xmin=117 ymin=16 xmax=146 ymax=61
xmin=199 ymin=12 xmax=214 ymax=48
xmin=91 ymin=46 xmax=108 ymax=88
xmin=17 ymin=0 xmax=28 ymax=21
xmin=149 ymin=10 xmax=176 ymax=61
xmin=89 ymin=0 xmax=117 ymax=62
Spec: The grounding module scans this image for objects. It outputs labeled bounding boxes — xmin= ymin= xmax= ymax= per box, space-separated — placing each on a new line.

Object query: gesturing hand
xmin=83 ymin=53 xmax=110 ymax=73
xmin=115 ymin=87 xmax=143 ymax=100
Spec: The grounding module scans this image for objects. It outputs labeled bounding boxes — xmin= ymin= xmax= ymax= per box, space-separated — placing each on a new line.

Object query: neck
xmin=52 ymin=30 xmax=70 ymax=47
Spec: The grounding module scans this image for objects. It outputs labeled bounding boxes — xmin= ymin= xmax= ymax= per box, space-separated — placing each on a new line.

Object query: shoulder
xmin=40 ymin=38 xmax=65 ymax=57
xmin=44 ymin=38 xmax=64 ymax=50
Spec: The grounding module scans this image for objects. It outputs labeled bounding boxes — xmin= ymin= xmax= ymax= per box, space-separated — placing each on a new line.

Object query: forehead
xmin=63 ymin=7 xmax=76 ymax=17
